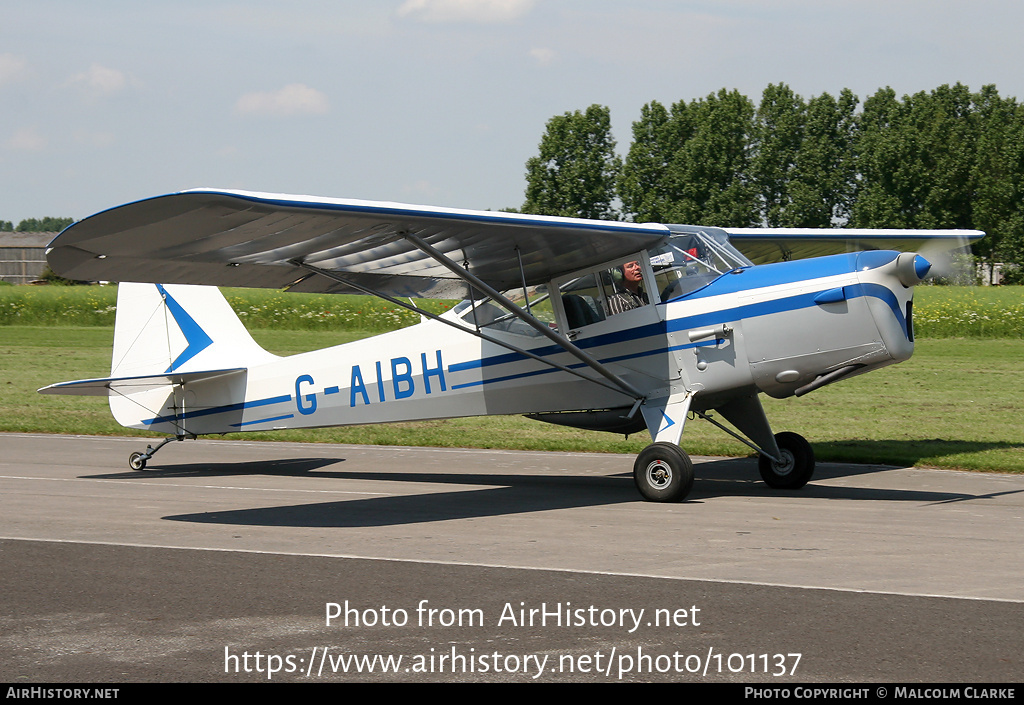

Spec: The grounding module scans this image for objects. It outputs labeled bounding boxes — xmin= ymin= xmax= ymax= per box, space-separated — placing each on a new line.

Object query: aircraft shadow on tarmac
xmin=813 ymin=438 xmax=1024 ymax=467
xmin=83 ymin=457 xmax=348 ymax=480
xmin=78 ymin=454 xmax=1018 ymax=528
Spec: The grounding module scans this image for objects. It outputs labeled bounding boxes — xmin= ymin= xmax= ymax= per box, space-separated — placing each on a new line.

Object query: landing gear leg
xmin=633 ymin=442 xmax=694 ymax=502
xmin=699 ymin=395 xmax=816 ymax=491
xmin=128 ymin=436 xmax=181 ymax=471
xmin=758 ymin=431 xmax=815 ymax=489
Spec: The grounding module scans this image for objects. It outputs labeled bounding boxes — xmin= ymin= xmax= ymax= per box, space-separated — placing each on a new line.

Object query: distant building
xmin=0 ymin=232 xmax=56 ymax=284
xmin=979 ymin=262 xmax=1005 ymax=286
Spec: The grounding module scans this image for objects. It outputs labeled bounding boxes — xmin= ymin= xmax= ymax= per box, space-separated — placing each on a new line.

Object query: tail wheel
xmin=128 ymin=451 xmax=147 ymax=471
xmin=633 ymin=443 xmax=694 ymax=502
xmin=758 ymin=432 xmax=814 ymax=489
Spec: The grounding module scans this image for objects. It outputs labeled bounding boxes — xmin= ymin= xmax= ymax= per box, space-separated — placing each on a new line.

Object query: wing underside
xmin=46 ymin=189 xmax=985 ymax=295
xmin=46 ymin=189 xmax=670 ymax=298
xmin=722 ymin=227 xmax=984 ymax=265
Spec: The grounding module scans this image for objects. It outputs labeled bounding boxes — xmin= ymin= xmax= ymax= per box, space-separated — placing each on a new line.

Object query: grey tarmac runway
xmin=0 ymin=432 xmax=1021 ymax=683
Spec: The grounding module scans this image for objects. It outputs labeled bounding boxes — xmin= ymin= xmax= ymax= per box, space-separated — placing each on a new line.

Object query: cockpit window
xmin=451 ymin=229 xmax=753 ymax=337
xmin=651 ymin=229 xmax=753 ymax=300
xmin=455 ymin=285 xmax=557 ymax=337
xmin=558 ymin=256 xmax=654 ymax=329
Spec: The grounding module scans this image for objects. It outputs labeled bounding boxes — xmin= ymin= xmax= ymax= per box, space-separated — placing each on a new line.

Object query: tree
xmin=852 ymin=84 xmax=978 ymax=230
xmin=529 ymin=83 xmax=1024 ymax=279
xmin=522 ymin=104 xmax=621 ymax=220
xmin=15 ymin=217 xmax=74 ymax=232
xmin=665 ymin=89 xmax=758 ymax=226
xmin=851 ymin=87 xmax=913 ymax=227
xmin=751 ymin=83 xmax=806 ymax=227
xmin=922 ymin=84 xmax=978 ymax=230
xmin=787 ymin=89 xmax=858 ymax=227
xmin=971 ymin=85 xmax=1024 ymax=278
xmin=620 ymin=90 xmax=759 ymax=226
xmin=618 ymin=100 xmax=675 ymax=223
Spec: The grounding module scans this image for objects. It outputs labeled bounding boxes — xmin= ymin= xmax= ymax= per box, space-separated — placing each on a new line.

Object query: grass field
xmin=0 ymin=286 xmax=456 ymax=331
xmin=4 ymin=324 xmax=1022 ymax=473
xmin=914 ymin=285 xmax=1024 ymax=337
xmin=3 ymin=284 xmax=1024 ymax=338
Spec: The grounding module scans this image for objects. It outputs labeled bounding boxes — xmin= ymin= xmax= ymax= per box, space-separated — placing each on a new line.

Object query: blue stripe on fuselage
xmin=451 ymin=254 xmax=876 ymax=375
xmin=449 ymin=338 xmax=722 ymax=390
xmin=664 ymin=252 xmax=898 ymax=304
xmin=145 ymin=256 xmax=908 ymax=421
xmin=141 ymin=393 xmax=292 ymax=426
xmin=666 ymin=285 xmax=904 ymax=338
xmin=448 ymin=254 xmax=906 ymax=386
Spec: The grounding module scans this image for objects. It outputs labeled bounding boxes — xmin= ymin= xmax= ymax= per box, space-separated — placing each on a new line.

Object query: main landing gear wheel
xmin=758 ymin=431 xmax=814 ymax=489
xmin=128 ymin=451 xmax=147 ymax=471
xmin=633 ymin=442 xmax=694 ymax=502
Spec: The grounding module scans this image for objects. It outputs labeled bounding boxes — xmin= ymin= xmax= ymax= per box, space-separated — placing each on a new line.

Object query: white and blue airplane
xmin=39 ymin=189 xmax=983 ymax=501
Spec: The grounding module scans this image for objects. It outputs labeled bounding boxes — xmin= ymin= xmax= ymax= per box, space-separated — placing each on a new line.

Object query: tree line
xmin=0 ymin=217 xmax=74 ymax=233
xmin=519 ymin=83 xmax=1024 ymax=282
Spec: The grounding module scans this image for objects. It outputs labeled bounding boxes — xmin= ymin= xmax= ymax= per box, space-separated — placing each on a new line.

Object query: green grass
xmin=0 ymin=285 xmax=457 ymax=331
xmin=760 ymin=339 xmax=1024 ymax=471
xmin=3 ymin=284 xmax=1023 ymax=337
xmin=0 ymin=285 xmax=118 ymax=326
xmin=914 ymin=285 xmax=1024 ymax=338
xmin=4 ymin=326 xmax=1022 ymax=472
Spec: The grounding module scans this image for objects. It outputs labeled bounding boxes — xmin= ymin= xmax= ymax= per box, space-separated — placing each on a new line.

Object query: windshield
xmin=650 ymin=228 xmax=753 ymax=300
xmin=449 ymin=227 xmax=755 ymax=334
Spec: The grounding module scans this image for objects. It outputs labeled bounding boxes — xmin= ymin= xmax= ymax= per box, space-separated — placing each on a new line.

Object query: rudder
xmin=111 ymin=283 xmax=277 ymax=377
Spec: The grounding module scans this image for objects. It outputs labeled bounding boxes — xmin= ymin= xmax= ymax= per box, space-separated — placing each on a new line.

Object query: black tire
xmin=128 ymin=452 xmax=147 ymax=471
xmin=758 ymin=432 xmax=814 ymax=489
xmin=633 ymin=442 xmax=694 ymax=502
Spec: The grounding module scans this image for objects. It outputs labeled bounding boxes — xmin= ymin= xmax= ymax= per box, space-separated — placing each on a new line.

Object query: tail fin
xmin=39 ymin=283 xmax=277 ymax=435
xmin=111 ymin=283 xmax=277 ymax=377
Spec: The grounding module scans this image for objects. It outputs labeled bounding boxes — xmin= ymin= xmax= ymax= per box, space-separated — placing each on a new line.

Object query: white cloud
xmin=0 ymin=53 xmax=28 ymax=86
xmin=8 ymin=127 xmax=47 ymax=152
xmin=402 ymin=179 xmax=442 ymax=200
xmin=68 ymin=64 xmax=128 ymax=98
xmin=216 ymin=145 xmax=241 ymax=159
xmin=73 ymin=130 xmax=116 ymax=149
xmin=529 ymin=47 xmax=556 ymax=66
xmin=396 ymin=0 xmax=536 ymax=24
xmin=235 ymin=83 xmax=329 ymax=117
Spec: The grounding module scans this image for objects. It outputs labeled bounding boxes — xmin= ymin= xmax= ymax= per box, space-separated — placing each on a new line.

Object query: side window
xmin=558 ymin=257 xmax=652 ymax=330
xmin=603 ymin=260 xmax=648 ymax=315
xmin=560 ymin=274 xmax=607 ymax=329
xmin=521 ymin=287 xmax=558 ymax=331
xmin=457 ymin=286 xmax=558 ymax=337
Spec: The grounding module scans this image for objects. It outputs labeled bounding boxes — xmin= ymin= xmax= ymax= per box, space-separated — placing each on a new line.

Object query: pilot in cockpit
xmin=605 ymin=260 xmax=648 ymax=315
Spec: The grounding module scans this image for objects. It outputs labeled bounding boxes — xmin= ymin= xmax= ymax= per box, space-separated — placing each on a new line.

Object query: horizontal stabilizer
xmin=38 ymin=368 xmax=247 ymax=397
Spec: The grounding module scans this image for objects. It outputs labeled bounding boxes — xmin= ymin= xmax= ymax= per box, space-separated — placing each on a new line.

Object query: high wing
xmin=46 ymin=189 xmax=670 ymax=298
xmin=723 ymin=227 xmax=984 ymax=265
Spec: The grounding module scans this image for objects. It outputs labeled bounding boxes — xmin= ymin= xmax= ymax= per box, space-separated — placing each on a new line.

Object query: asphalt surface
xmin=1 ymin=432 xmax=1021 ymax=683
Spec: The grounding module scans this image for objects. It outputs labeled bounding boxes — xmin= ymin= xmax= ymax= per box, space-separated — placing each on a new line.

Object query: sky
xmin=3 ymin=0 xmax=1024 ymax=223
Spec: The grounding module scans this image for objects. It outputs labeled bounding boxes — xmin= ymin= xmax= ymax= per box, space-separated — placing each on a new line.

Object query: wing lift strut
xmin=287 ymin=230 xmax=647 ymax=408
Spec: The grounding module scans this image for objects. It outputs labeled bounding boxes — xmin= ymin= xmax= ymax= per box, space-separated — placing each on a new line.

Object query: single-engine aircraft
xmin=39 ymin=189 xmax=983 ymax=501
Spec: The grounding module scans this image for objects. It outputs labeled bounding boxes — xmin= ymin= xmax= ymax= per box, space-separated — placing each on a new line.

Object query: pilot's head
xmin=621 ymin=261 xmax=642 ymax=290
